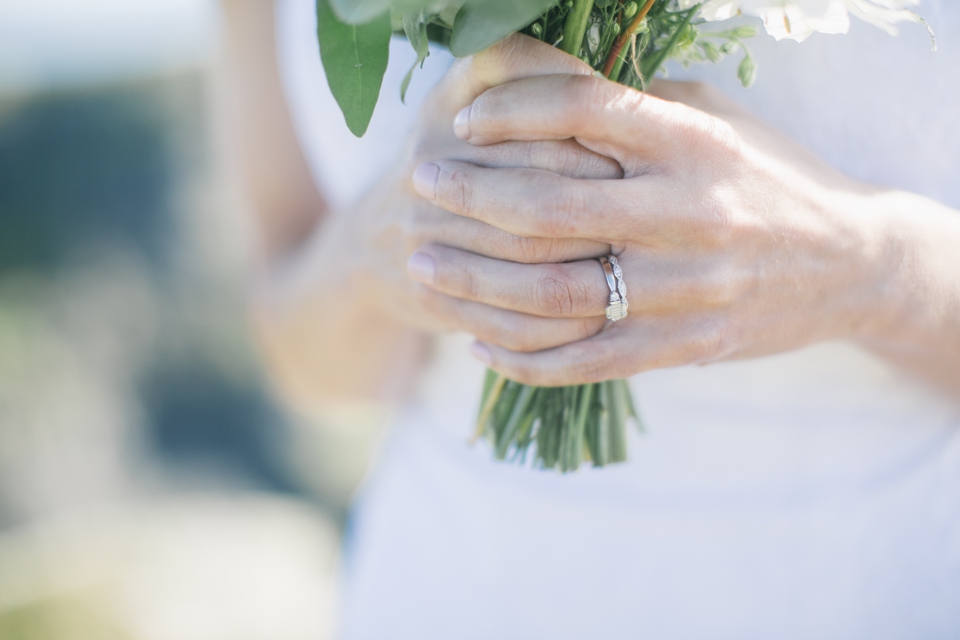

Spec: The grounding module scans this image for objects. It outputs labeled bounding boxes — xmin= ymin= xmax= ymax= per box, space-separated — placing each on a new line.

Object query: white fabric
xmin=276 ymin=2 xmax=960 ymax=638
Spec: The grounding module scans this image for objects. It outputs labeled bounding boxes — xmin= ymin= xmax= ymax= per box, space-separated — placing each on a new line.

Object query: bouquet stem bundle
xmin=476 ymin=371 xmax=638 ymax=472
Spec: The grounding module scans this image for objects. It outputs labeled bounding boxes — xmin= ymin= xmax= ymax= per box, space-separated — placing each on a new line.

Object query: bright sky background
xmin=0 ymin=0 xmax=220 ymax=95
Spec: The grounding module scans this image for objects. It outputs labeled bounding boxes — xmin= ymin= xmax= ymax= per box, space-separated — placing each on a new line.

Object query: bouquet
xmin=315 ymin=0 xmax=928 ymax=472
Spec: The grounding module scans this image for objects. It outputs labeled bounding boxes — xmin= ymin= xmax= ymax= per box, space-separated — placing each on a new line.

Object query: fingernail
xmin=453 ymin=106 xmax=471 ymax=140
xmin=470 ymin=341 xmax=492 ymax=365
xmin=406 ymin=252 xmax=435 ymax=285
xmin=412 ymin=163 xmax=440 ymax=199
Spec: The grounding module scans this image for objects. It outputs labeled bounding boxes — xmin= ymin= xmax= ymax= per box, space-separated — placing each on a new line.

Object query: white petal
xmin=691 ymin=0 xmax=921 ymax=41
xmin=745 ymin=1 xmax=850 ymax=41
xmin=697 ymin=0 xmax=743 ymax=21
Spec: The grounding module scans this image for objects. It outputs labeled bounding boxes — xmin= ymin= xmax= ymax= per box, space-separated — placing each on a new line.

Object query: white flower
xmin=678 ymin=0 xmax=922 ymax=42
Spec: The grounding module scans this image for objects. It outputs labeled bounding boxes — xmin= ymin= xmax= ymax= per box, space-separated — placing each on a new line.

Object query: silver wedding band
xmin=598 ymin=255 xmax=628 ymax=322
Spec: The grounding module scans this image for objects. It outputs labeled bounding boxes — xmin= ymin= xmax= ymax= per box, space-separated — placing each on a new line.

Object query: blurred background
xmin=0 ymin=1 xmax=376 ymax=637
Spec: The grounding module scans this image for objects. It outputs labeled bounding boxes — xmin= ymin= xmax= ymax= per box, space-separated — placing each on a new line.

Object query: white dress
xmin=276 ymin=2 xmax=960 ymax=638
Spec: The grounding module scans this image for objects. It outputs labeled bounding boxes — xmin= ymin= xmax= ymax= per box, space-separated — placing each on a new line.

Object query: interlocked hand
xmin=409 ymin=68 xmax=889 ymax=385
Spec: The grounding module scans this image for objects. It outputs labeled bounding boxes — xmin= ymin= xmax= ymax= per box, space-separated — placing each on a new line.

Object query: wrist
xmin=847 ymin=189 xmax=957 ymax=350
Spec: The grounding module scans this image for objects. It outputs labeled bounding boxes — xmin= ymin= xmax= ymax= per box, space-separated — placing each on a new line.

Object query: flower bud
xmin=623 ymin=2 xmax=638 ymax=19
xmin=738 ymin=55 xmax=757 ymax=88
xmin=531 ymin=22 xmax=543 ymax=37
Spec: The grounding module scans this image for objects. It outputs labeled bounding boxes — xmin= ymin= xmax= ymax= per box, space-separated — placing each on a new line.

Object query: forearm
xmin=221 ymin=0 xmax=326 ymax=260
xmin=857 ymin=190 xmax=960 ymax=398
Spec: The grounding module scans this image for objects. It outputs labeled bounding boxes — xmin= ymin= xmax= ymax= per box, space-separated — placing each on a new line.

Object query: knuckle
xmin=707 ymin=262 xmax=742 ymax=307
xmin=539 ymin=184 xmax=586 ymax=237
xmin=564 ymin=75 xmax=611 ymax=123
xmin=535 ymin=268 xmax=579 ymax=317
xmin=442 ymin=166 xmax=475 ymax=216
xmin=458 ymin=263 xmax=482 ymax=299
xmin=710 ymin=117 xmax=741 ymax=154
xmin=673 ymin=107 xmax=742 ymax=164
xmin=691 ymin=317 xmax=737 ymax=363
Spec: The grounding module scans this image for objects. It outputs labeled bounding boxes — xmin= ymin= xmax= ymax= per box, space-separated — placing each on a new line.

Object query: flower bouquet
xmin=315 ymin=0 xmax=927 ymax=471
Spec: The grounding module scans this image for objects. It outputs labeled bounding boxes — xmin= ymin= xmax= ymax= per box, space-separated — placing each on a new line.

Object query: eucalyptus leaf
xmin=317 ymin=0 xmax=392 ymax=137
xmin=401 ymin=10 xmax=430 ymax=102
xmin=449 ymin=0 xmax=560 ymax=57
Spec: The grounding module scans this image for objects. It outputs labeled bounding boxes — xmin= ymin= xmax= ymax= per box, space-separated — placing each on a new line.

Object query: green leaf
xmin=400 ymin=10 xmax=430 ymax=103
xmin=449 ymin=0 xmax=560 ymax=58
xmin=317 ymin=0 xmax=392 ymax=137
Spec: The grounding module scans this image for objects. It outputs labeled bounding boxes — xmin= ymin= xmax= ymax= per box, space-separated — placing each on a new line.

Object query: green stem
xmin=495 ymin=385 xmax=537 ymax=459
xmin=607 ymin=35 xmax=631 ymax=82
xmin=559 ymin=0 xmax=595 ymax=58
xmin=565 ymin=383 xmax=594 ymax=472
xmin=473 ymin=373 xmax=506 ymax=443
xmin=640 ymin=5 xmax=698 ymax=82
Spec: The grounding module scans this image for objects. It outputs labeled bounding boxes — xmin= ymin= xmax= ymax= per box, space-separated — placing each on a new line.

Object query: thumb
xmin=445 ymin=33 xmax=595 ymax=104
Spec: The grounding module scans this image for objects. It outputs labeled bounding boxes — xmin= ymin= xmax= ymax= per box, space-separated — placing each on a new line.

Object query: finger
xmin=413 ymin=160 xmax=669 ymax=240
xmin=468 ymin=329 xmax=636 ymax=386
xmin=409 ymin=245 xmax=610 ymax=318
xmin=416 ymin=286 xmax=605 ymax=352
xmin=459 ymin=139 xmax=623 ymax=180
xmin=453 ymin=74 xmax=702 ymax=165
xmin=470 ymin=313 xmax=733 ymax=386
xmin=406 ymin=205 xmax=610 ymax=263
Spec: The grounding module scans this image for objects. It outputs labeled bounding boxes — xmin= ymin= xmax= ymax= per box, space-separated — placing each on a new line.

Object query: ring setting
xmin=598 ymin=255 xmax=628 ymax=322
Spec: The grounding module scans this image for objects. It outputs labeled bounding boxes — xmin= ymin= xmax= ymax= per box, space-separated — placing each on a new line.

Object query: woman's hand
xmin=409 ymin=75 xmax=960 ymax=394
xmin=251 ymin=35 xmax=624 ymax=404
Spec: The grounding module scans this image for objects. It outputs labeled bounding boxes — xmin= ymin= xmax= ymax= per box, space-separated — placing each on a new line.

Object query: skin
xmin=224 ymin=1 xmax=959 ymax=410
xmin=408 ymin=58 xmax=960 ymax=397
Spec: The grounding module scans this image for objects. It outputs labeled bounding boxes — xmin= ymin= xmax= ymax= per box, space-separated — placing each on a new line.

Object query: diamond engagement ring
xmin=598 ymin=255 xmax=628 ymax=322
